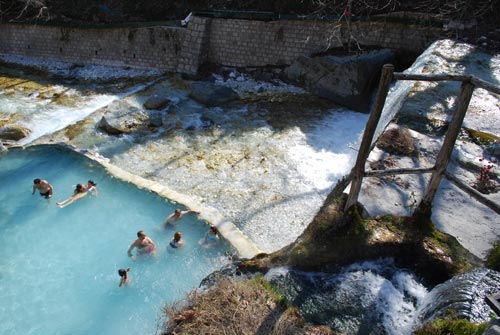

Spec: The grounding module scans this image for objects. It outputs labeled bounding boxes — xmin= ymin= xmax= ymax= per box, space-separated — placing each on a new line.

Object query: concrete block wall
xmin=206 ymin=18 xmax=441 ymax=68
xmin=0 ymin=16 xmax=441 ymax=74
xmin=0 ymin=24 xmax=186 ymax=72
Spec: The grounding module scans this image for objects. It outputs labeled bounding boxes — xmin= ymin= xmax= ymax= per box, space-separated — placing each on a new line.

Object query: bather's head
xmin=34 ymin=179 xmax=41 ymax=184
xmin=173 ymin=231 xmax=182 ymax=242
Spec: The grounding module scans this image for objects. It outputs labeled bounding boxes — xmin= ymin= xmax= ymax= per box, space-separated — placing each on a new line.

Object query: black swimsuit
xmin=40 ymin=190 xmax=52 ymax=198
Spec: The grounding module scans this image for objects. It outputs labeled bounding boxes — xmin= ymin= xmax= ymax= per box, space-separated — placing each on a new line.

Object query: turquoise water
xmin=0 ymin=145 xmax=231 ymax=335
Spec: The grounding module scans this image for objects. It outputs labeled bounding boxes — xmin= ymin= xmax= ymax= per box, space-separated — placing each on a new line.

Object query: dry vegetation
xmin=162 ymin=276 xmax=336 ymax=335
xmin=1 ymin=0 xmax=498 ymax=24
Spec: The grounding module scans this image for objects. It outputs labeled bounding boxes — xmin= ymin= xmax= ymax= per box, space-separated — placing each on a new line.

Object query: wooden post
xmin=345 ymin=64 xmax=394 ymax=211
xmin=415 ymin=81 xmax=475 ymax=218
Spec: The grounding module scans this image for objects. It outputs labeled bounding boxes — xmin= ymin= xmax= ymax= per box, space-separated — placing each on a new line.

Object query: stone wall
xmin=206 ymin=18 xmax=440 ymax=67
xmin=0 ymin=24 xmax=187 ymax=72
xmin=0 ymin=16 xmax=441 ymax=74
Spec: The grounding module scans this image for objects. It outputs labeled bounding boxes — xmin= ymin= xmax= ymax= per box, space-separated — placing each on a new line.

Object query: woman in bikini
xmin=56 ymin=183 xmax=88 ymax=208
xmin=169 ymin=231 xmax=184 ymax=249
xmin=127 ymin=230 xmax=156 ymax=261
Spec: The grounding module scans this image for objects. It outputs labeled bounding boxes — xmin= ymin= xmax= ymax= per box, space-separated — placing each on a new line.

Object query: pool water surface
xmin=0 ymin=145 xmax=231 ymax=335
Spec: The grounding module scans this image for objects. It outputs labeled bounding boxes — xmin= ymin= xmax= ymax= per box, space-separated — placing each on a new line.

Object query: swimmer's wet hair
xmin=88 ymin=180 xmax=96 ymax=186
xmin=118 ymin=269 xmax=127 ymax=277
xmin=34 ymin=179 xmax=41 ymax=184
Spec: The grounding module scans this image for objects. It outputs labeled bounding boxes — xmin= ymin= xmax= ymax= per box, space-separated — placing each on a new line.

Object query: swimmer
xmin=201 ymin=226 xmax=220 ymax=245
xmin=118 ymin=267 xmax=131 ymax=287
xmin=56 ymin=180 xmax=97 ymax=208
xmin=163 ymin=208 xmax=200 ymax=226
xmin=169 ymin=231 xmax=184 ymax=249
xmin=127 ymin=230 xmax=156 ymax=261
xmin=86 ymin=180 xmax=98 ymax=196
xmin=56 ymin=183 xmax=88 ymax=208
xmin=32 ymin=178 xmax=53 ymax=199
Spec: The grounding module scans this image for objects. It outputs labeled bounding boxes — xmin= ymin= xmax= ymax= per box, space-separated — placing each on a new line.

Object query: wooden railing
xmin=345 ymin=64 xmax=500 ymax=216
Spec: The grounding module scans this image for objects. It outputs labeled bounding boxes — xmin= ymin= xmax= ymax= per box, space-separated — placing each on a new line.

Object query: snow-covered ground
xmin=358 ymin=39 xmax=500 ymax=259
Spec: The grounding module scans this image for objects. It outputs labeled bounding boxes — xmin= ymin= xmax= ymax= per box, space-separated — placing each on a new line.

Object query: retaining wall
xmin=0 ymin=15 xmax=441 ymax=74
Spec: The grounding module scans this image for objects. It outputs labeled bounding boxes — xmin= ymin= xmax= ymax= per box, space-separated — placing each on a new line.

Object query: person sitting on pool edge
xmin=56 ymin=180 xmax=97 ymax=208
xmin=169 ymin=231 xmax=184 ymax=249
xmin=127 ymin=230 xmax=156 ymax=261
xmin=32 ymin=178 xmax=54 ymax=199
xmin=118 ymin=267 xmax=131 ymax=287
xmin=163 ymin=208 xmax=201 ymax=226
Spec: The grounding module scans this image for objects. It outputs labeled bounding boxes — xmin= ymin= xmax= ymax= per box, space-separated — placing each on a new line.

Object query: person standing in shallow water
xmin=169 ymin=231 xmax=184 ymax=249
xmin=163 ymin=209 xmax=200 ymax=226
xmin=127 ymin=230 xmax=156 ymax=261
xmin=118 ymin=267 xmax=131 ymax=287
xmin=32 ymin=178 xmax=53 ymax=199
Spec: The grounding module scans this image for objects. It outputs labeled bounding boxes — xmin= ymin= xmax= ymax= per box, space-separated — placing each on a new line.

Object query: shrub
xmin=413 ymin=311 xmax=488 ymax=335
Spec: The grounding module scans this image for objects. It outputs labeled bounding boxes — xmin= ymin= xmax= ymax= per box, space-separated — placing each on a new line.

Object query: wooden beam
xmin=364 ymin=167 xmax=435 ymax=177
xmin=393 ymin=72 xmax=471 ymax=82
xmin=345 ymin=64 xmax=394 ymax=211
xmin=416 ymin=81 xmax=475 ymax=217
xmin=471 ymin=76 xmax=500 ymax=95
xmin=444 ymin=171 xmax=500 ymax=215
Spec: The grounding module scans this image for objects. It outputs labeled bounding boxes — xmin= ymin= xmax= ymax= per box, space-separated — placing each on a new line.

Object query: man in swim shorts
xmin=32 ymin=178 xmax=54 ymax=199
xmin=163 ymin=208 xmax=201 ymax=226
xmin=127 ymin=230 xmax=156 ymax=261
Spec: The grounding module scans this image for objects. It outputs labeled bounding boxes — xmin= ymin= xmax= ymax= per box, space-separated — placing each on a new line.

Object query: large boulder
xmin=97 ymin=100 xmax=149 ymax=135
xmin=0 ymin=125 xmax=31 ymax=141
xmin=189 ymin=82 xmax=239 ymax=107
xmin=285 ymin=49 xmax=395 ymax=112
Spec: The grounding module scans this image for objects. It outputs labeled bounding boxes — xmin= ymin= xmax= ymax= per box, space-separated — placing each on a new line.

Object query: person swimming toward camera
xmin=169 ymin=231 xmax=184 ymax=249
xmin=32 ymin=178 xmax=53 ymax=199
xmin=118 ymin=267 xmax=131 ymax=287
xmin=127 ymin=230 xmax=156 ymax=261
xmin=163 ymin=208 xmax=200 ymax=226
xmin=56 ymin=180 xmax=97 ymax=208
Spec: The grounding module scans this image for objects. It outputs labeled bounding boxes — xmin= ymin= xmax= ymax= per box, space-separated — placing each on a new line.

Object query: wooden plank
xmin=471 ymin=76 xmax=500 ymax=95
xmin=364 ymin=167 xmax=434 ymax=177
xmin=345 ymin=64 xmax=394 ymax=211
xmin=393 ymin=72 xmax=471 ymax=82
xmin=416 ymin=81 xmax=475 ymax=217
xmin=444 ymin=171 xmax=500 ymax=215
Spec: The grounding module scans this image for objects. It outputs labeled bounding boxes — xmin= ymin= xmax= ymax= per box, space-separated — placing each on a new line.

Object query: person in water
xmin=86 ymin=180 xmax=98 ymax=196
xmin=163 ymin=208 xmax=200 ymax=226
xmin=169 ymin=231 xmax=184 ymax=248
xmin=127 ymin=230 xmax=156 ymax=261
xmin=118 ymin=267 xmax=131 ymax=287
xmin=203 ymin=226 xmax=220 ymax=244
xmin=32 ymin=178 xmax=53 ymax=199
xmin=56 ymin=180 xmax=97 ymax=208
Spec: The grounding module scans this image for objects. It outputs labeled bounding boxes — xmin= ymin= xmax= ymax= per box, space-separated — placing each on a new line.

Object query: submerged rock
xmin=284 ymin=49 xmax=395 ymax=112
xmin=0 ymin=125 xmax=31 ymax=141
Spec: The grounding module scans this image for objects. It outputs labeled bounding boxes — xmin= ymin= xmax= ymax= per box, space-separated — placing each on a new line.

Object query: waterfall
xmin=265 ymin=261 xmax=500 ymax=335
xmin=416 ymin=268 xmax=500 ymax=324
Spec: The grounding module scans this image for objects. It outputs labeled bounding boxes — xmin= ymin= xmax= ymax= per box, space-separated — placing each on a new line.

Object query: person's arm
xmin=127 ymin=242 xmax=137 ymax=261
xmin=181 ymin=210 xmax=201 ymax=216
xmin=32 ymin=185 xmax=38 ymax=195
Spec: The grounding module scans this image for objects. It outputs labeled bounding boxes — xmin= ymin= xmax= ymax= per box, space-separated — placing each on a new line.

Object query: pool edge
xmin=23 ymin=142 xmax=263 ymax=259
